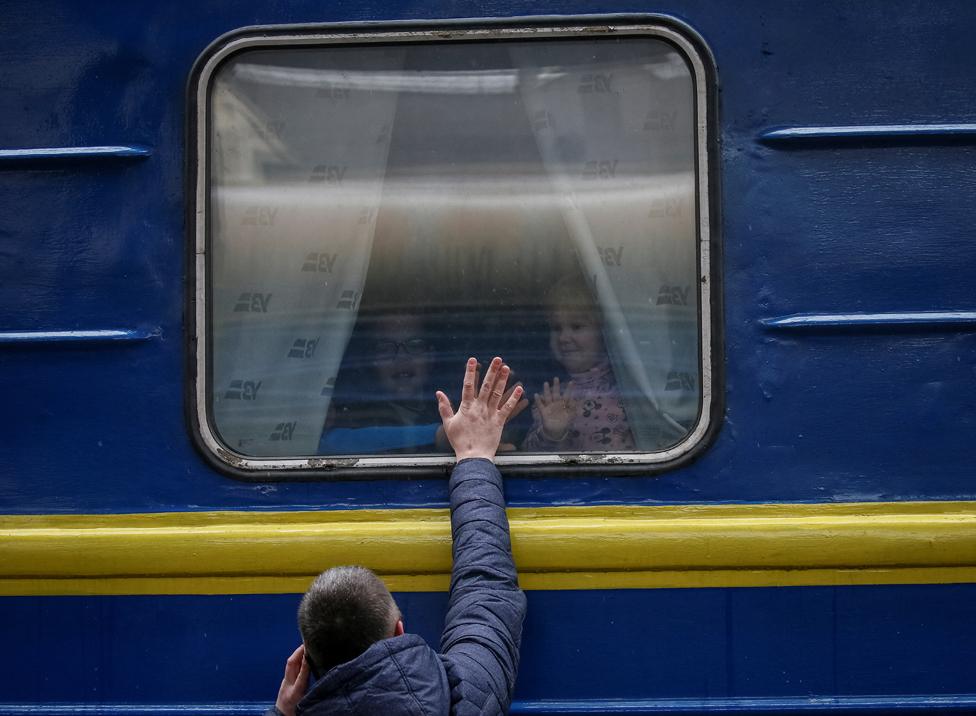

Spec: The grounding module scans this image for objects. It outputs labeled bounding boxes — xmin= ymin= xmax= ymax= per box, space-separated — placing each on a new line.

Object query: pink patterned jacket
xmin=522 ymin=362 xmax=636 ymax=452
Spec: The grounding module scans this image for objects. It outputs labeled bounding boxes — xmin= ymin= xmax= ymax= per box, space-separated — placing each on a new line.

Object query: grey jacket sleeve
xmin=440 ymin=458 xmax=527 ymax=713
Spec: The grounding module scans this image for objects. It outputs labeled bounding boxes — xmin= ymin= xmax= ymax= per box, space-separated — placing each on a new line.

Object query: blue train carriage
xmin=1 ymin=2 xmax=975 ymax=714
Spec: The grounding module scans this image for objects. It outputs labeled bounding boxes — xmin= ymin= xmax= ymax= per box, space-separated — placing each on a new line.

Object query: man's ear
xmin=393 ymin=619 xmax=405 ymax=637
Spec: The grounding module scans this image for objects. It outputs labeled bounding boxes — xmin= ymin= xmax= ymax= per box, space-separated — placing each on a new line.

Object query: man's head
xmin=298 ymin=566 xmax=403 ymax=677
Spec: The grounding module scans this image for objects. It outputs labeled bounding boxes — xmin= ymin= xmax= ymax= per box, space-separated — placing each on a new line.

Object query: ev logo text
xmin=302 ymin=252 xmax=338 ymax=273
xmin=309 ymin=164 xmax=347 ymax=184
xmin=270 ymin=422 xmax=297 ymax=441
xmin=656 ymin=285 xmax=690 ymax=306
xmin=288 ymin=339 xmax=319 ymax=359
xmin=224 ymin=380 xmax=262 ymax=400
xmin=234 ymin=293 xmax=272 ymax=313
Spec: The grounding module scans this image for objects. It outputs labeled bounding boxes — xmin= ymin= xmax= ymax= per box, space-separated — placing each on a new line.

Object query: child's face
xmin=548 ymin=309 xmax=605 ymax=374
xmin=371 ymin=315 xmax=431 ymax=399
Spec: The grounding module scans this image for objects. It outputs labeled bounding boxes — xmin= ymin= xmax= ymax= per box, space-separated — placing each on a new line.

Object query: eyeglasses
xmin=374 ymin=338 xmax=431 ymax=361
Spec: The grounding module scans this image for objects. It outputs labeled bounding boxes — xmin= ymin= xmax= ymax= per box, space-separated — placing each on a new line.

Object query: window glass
xmin=206 ymin=32 xmax=707 ymax=464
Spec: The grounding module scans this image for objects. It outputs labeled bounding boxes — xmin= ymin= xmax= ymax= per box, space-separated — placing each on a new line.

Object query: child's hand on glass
xmin=535 ymin=377 xmax=577 ymax=442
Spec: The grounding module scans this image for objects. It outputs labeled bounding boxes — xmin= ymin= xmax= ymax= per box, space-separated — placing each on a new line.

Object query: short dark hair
xmin=298 ymin=566 xmax=401 ymax=676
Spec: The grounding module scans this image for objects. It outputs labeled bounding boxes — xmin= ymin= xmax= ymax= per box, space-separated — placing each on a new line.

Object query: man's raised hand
xmin=435 ymin=357 xmax=525 ymax=462
xmin=274 ymin=644 xmax=309 ymax=716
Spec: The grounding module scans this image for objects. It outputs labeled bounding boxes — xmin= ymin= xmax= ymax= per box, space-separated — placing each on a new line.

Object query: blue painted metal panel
xmin=1 ymin=1 xmax=975 ymax=511
xmin=1 ymin=586 xmax=975 ymax=712
xmin=1 ymin=1 xmax=975 ymax=713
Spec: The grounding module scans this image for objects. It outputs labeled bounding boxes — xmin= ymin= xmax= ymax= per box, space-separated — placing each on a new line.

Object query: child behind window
xmin=522 ymin=277 xmax=635 ymax=452
xmin=320 ymin=312 xmax=446 ymax=454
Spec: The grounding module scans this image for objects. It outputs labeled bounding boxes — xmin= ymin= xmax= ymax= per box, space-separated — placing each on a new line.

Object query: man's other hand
xmin=275 ymin=644 xmax=310 ymax=716
xmin=436 ymin=357 xmax=525 ymax=461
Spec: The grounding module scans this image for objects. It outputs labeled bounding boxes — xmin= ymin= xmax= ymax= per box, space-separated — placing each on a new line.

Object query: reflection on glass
xmin=208 ymin=36 xmax=701 ymax=458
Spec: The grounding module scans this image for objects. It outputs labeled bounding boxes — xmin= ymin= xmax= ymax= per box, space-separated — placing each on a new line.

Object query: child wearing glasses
xmin=319 ymin=312 xmax=448 ymax=454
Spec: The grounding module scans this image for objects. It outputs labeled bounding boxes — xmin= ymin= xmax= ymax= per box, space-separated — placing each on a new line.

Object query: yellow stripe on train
xmin=1 ymin=501 xmax=975 ymax=595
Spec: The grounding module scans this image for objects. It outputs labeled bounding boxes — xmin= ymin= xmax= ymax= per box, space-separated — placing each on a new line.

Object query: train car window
xmin=192 ymin=22 xmax=716 ymax=474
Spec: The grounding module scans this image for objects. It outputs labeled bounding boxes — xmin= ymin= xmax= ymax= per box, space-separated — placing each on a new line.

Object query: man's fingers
xmin=460 ymin=357 xmax=478 ymax=404
xmin=284 ymin=644 xmax=305 ymax=681
xmin=297 ymin=653 xmax=310 ymax=688
xmin=543 ymin=381 xmax=552 ymax=402
xmin=487 ymin=364 xmax=510 ymax=409
xmin=498 ymin=442 xmax=517 ymax=452
xmin=478 ymin=356 xmax=503 ymax=402
xmin=500 ymin=384 xmax=528 ymax=422
xmin=552 ymin=376 xmax=562 ymax=398
xmin=435 ymin=391 xmax=455 ymax=422
xmin=498 ymin=385 xmax=524 ymax=419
